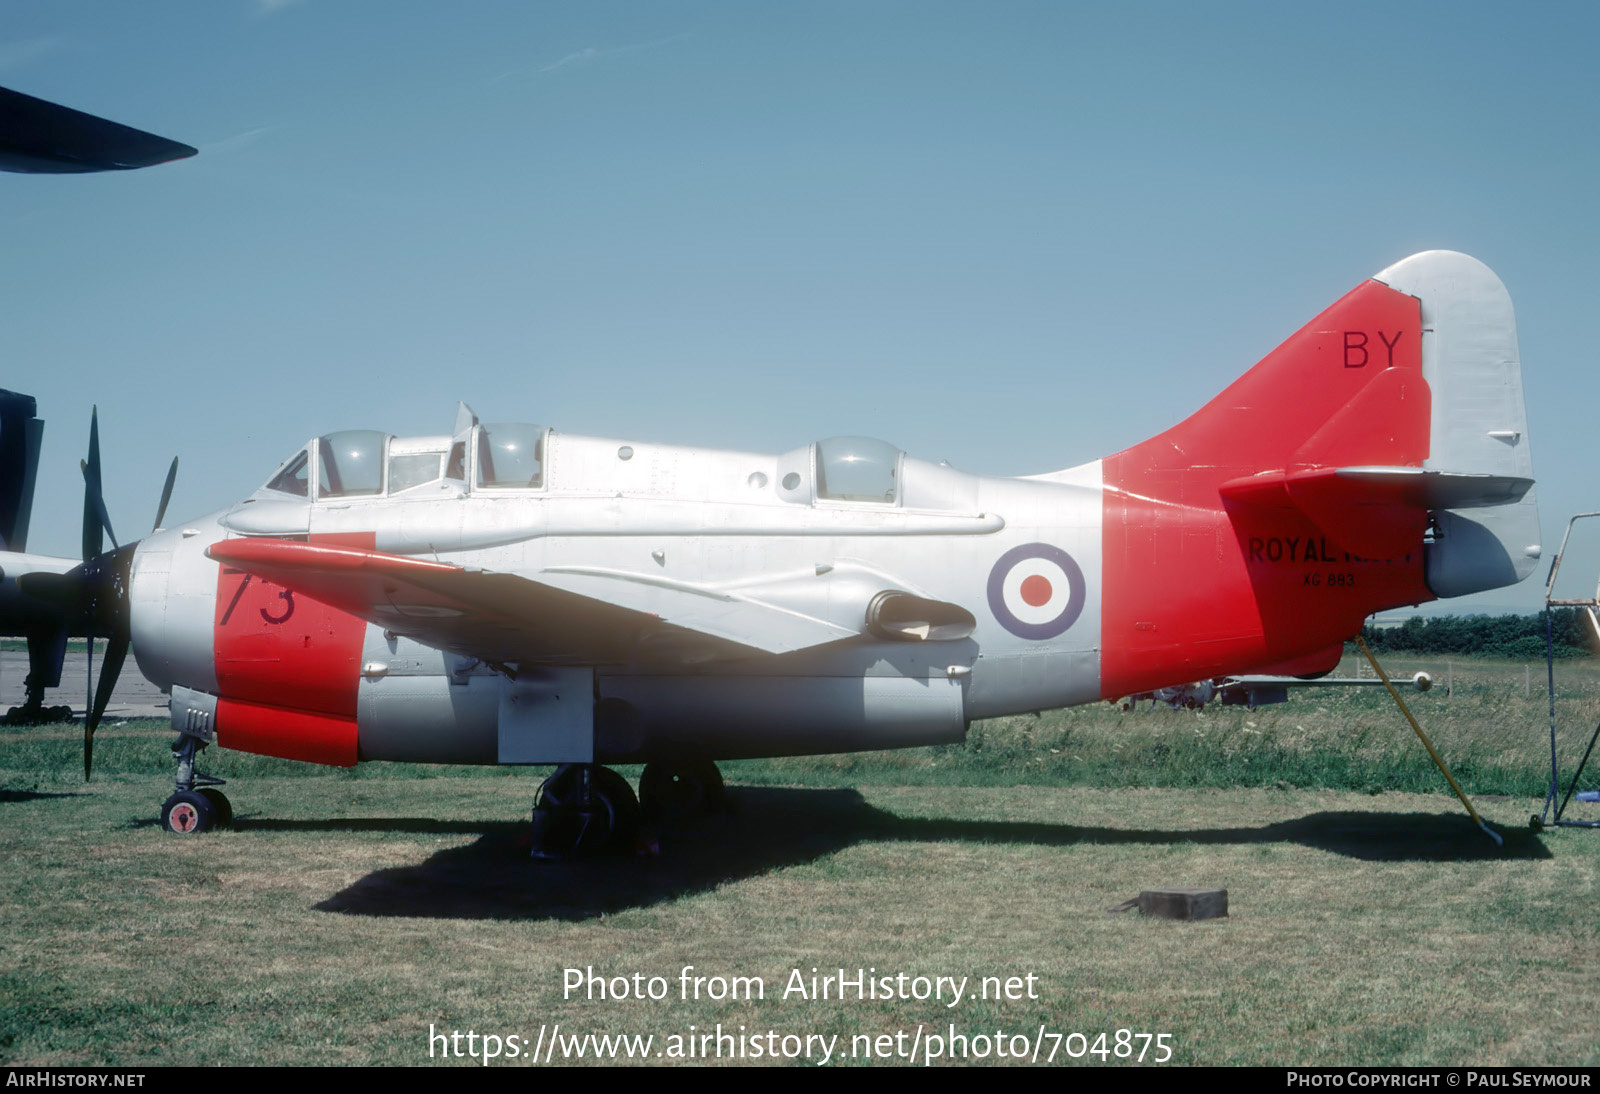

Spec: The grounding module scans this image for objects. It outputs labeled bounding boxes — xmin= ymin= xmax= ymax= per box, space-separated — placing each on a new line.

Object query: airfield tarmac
xmin=0 ymin=648 xmax=169 ymax=721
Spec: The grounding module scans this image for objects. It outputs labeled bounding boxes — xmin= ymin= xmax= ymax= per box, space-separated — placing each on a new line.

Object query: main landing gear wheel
xmin=161 ymin=789 xmax=216 ymax=834
xmin=530 ymin=764 xmax=640 ymax=859
xmin=639 ymin=759 xmax=725 ymax=822
xmin=4 ymin=702 xmax=73 ymax=726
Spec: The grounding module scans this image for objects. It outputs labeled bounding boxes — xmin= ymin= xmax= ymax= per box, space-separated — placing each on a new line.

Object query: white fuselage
xmin=130 ymin=428 xmax=1107 ymax=765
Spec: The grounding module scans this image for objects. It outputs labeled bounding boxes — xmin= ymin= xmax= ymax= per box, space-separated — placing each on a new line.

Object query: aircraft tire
xmin=160 ymin=790 xmax=216 ymax=835
xmin=588 ymin=765 xmax=641 ymax=848
xmin=198 ymin=788 xmax=233 ymax=829
xmin=639 ymin=759 xmax=725 ymax=822
xmin=531 ymin=765 xmax=640 ymax=857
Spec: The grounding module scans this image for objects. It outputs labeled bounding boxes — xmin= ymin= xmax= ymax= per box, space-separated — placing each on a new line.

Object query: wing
xmin=205 ymin=539 xmax=974 ymax=669
xmin=0 ymin=85 xmax=197 ymax=173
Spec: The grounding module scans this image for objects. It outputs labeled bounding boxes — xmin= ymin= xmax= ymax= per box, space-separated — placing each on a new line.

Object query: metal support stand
xmin=1355 ymin=636 xmax=1502 ymax=845
xmin=1536 ymin=512 xmax=1600 ymax=831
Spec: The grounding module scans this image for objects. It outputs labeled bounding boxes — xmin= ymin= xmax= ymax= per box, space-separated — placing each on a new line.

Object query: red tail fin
xmin=1099 ymin=253 xmax=1535 ymax=699
xmin=1112 ymin=276 xmax=1429 ymax=497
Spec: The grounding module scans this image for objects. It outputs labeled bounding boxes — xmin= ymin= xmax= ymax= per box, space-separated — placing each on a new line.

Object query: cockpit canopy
xmin=475 ymin=422 xmax=545 ymax=490
xmin=318 ymin=430 xmax=386 ymax=497
xmin=815 ymin=436 xmax=900 ymax=504
xmin=265 ymin=429 xmax=388 ymax=498
xmin=263 ymin=449 xmax=310 ymax=497
xmin=262 ymin=422 xmax=547 ymax=499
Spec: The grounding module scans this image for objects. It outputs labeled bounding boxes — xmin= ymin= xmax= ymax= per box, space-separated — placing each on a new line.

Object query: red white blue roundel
xmin=987 ymin=543 xmax=1086 ymax=640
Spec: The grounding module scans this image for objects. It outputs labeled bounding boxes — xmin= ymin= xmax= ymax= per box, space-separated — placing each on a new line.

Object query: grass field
xmin=2 ymin=655 xmax=1597 ymax=1067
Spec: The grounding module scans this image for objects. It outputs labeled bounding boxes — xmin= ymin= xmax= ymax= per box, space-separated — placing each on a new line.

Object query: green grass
xmin=725 ymin=654 xmax=1600 ymax=798
xmin=1 ymin=653 xmax=1597 ymax=1067
xmin=11 ymin=654 xmax=1598 ymax=799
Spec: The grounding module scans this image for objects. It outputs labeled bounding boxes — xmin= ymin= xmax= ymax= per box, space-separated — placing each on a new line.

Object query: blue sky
xmin=4 ymin=1 xmax=1598 ymax=610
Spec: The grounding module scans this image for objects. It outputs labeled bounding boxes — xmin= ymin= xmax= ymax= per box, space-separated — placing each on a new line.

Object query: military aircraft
xmin=3 ymin=250 xmax=1541 ymax=855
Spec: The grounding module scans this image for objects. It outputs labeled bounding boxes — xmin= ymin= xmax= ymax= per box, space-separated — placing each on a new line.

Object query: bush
xmin=1360 ymin=610 xmax=1594 ymax=660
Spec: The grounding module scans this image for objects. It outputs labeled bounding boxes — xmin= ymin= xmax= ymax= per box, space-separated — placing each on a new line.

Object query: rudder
xmin=1372 ymin=251 xmax=1539 ymax=597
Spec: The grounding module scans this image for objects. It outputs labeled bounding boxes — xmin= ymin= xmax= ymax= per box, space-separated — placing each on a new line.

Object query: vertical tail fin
xmin=0 ymin=390 xmax=43 ymax=552
xmin=1099 ymin=251 xmax=1538 ymax=696
xmin=1105 ymin=250 xmax=1537 ymax=594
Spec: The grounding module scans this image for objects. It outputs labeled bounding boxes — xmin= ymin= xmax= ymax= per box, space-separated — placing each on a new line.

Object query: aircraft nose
xmin=130 ymin=520 xmax=222 ymax=695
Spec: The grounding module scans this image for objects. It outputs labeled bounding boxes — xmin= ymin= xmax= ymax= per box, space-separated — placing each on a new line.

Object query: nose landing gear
xmin=159 ymin=730 xmax=231 ymax=834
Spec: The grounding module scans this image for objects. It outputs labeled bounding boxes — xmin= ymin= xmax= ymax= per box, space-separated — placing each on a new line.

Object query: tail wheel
xmin=639 ymin=759 xmax=725 ymax=822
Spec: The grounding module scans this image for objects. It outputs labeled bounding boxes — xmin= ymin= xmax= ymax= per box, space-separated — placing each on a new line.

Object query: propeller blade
xmin=81 ymin=407 xmax=104 ymax=560
xmin=84 ymin=627 xmax=93 ymax=751
xmin=84 ymin=629 xmax=128 ymax=780
xmin=78 ymin=545 xmax=134 ymax=780
xmin=153 ymin=457 xmax=178 ymax=532
xmin=80 ymin=459 xmax=118 ymax=551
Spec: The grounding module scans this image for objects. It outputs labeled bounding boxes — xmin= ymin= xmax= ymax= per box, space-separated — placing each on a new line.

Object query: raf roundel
xmin=986 ymin=543 xmax=1086 ymax=640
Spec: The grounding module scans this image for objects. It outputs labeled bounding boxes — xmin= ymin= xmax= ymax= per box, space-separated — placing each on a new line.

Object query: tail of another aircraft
xmin=0 ymin=389 xmax=43 ymax=552
xmin=1098 ymin=251 xmax=1538 ymax=695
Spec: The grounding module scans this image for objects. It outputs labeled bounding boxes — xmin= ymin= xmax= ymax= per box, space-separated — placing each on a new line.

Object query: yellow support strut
xmin=1354 ymin=636 xmax=1503 ymax=847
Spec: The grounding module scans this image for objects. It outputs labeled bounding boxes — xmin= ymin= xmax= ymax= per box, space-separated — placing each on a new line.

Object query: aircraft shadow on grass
xmin=293 ymin=786 xmax=1551 ymax=922
xmin=1 ymin=788 xmax=86 ymax=803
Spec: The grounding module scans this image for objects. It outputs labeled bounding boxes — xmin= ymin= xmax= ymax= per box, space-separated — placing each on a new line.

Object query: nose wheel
xmin=530 ymin=764 xmax=640 ymax=859
xmin=159 ymin=731 xmax=231 ymax=834
xmin=161 ymin=789 xmax=216 ymax=834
